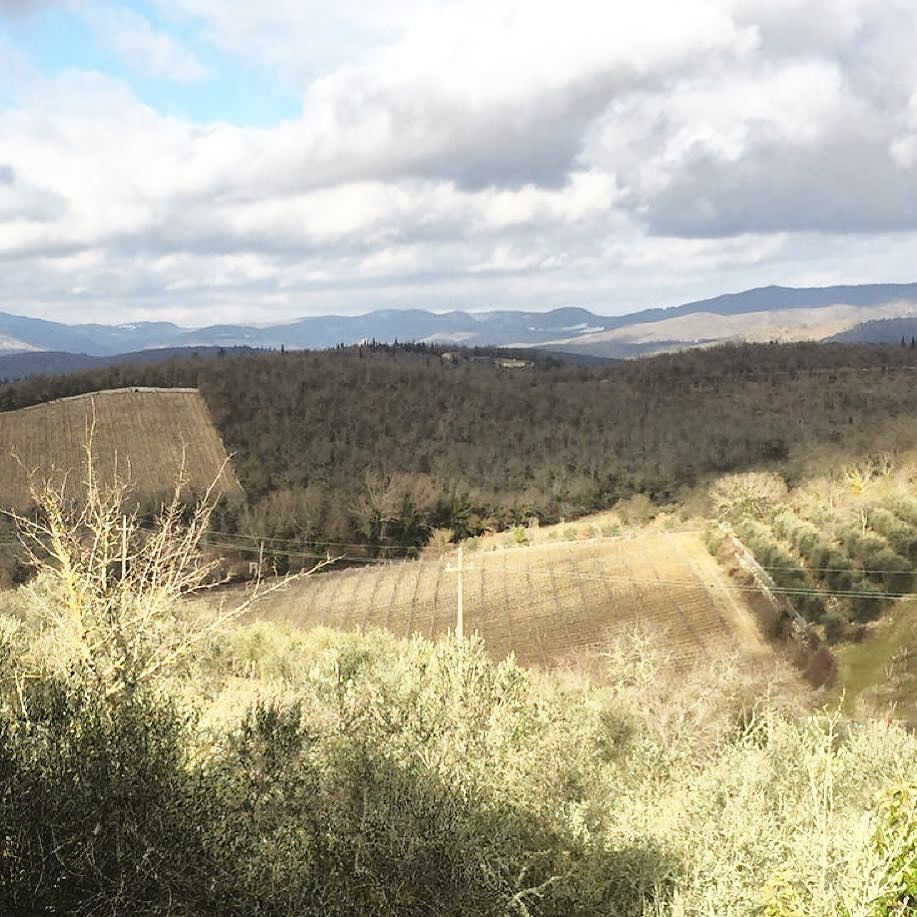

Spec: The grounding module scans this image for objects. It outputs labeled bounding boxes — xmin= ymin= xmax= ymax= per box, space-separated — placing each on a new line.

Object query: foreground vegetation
xmin=2 ymin=601 xmax=914 ymax=915
xmin=0 ymin=476 xmax=914 ymax=915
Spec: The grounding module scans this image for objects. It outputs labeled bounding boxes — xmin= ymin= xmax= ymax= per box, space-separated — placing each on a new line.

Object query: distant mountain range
xmin=2 ymin=282 xmax=917 ymax=378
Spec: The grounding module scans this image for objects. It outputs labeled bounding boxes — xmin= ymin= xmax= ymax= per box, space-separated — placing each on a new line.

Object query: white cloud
xmin=85 ymin=4 xmax=209 ymax=81
xmin=2 ymin=1 xmax=917 ymax=323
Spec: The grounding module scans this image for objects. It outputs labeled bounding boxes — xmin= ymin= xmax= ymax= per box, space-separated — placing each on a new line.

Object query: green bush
xmin=821 ymin=612 xmax=848 ymax=644
xmin=882 ymin=495 xmax=917 ymax=529
xmin=868 ymin=508 xmax=917 ymax=563
xmin=0 ymin=680 xmax=213 ymax=916
xmin=0 ymin=631 xmax=679 ymax=917
xmin=704 ymin=525 xmax=726 ymax=556
xmin=773 ymin=511 xmax=822 ymax=557
xmin=863 ymin=547 xmax=913 ymax=595
xmin=840 ymin=525 xmax=888 ymax=566
xmin=850 ymin=580 xmax=884 ymax=623
xmin=839 ymin=524 xmax=912 ymax=592
xmin=869 ymin=782 xmax=916 ymax=915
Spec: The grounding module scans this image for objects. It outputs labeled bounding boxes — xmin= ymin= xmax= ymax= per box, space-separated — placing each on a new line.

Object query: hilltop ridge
xmin=2 ymin=282 xmax=917 ymax=369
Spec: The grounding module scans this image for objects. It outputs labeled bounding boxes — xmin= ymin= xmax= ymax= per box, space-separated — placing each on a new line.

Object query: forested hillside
xmin=1 ymin=343 xmax=915 ymax=559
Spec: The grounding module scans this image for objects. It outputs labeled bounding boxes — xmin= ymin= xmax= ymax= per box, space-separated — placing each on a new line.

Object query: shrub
xmin=822 ymin=612 xmax=847 ymax=644
xmin=734 ymin=518 xmax=826 ymax=622
xmin=850 ymin=580 xmax=884 ymax=623
xmin=869 ymin=508 xmax=917 ymax=562
xmin=883 ymin=495 xmax=917 ymax=529
xmin=704 ymin=525 xmax=726 ymax=556
xmin=862 ymin=547 xmax=913 ymax=595
xmin=869 ymin=782 xmax=917 ymax=915
xmin=838 ymin=523 xmax=912 ymax=594
xmin=5 ymin=441 xmax=316 ymax=698
xmin=773 ymin=511 xmax=823 ymax=558
xmin=710 ymin=471 xmax=788 ymax=522
xmin=0 ymin=680 xmax=213 ymax=915
xmin=840 ymin=525 xmax=888 ymax=566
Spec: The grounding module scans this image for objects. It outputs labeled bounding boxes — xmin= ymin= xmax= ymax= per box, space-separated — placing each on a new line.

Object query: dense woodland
xmin=1 ymin=342 xmax=916 ymax=565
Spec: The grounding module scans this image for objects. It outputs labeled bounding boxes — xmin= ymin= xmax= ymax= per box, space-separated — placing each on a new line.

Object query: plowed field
xmin=0 ymin=388 xmax=241 ymax=509
xmin=243 ymin=531 xmax=770 ymax=667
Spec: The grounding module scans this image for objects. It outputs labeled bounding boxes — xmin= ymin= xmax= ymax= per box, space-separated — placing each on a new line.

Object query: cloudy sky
xmin=1 ymin=0 xmax=917 ymax=326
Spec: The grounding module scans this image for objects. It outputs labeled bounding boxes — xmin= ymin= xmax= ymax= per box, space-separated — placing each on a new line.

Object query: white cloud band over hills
xmin=1 ymin=0 xmax=917 ymax=324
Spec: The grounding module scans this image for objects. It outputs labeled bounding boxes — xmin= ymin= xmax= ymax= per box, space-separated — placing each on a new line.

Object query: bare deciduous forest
xmin=1 ymin=342 xmax=915 ymax=561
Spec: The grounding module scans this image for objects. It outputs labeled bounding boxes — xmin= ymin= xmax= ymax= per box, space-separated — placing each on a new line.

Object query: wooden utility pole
xmin=447 ymin=543 xmax=465 ymax=639
xmin=455 ymin=543 xmax=464 ymax=639
xmin=121 ymin=515 xmax=129 ymax=582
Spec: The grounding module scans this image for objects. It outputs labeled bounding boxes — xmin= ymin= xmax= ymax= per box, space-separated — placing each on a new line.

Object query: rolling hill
xmin=828 ymin=315 xmax=917 ymax=344
xmin=2 ymin=341 xmax=916 ymax=559
xmin=3 ymin=282 xmax=917 ymax=368
xmin=0 ymin=388 xmax=241 ymax=510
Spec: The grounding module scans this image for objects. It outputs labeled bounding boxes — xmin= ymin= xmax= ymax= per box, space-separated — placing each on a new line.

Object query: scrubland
xmin=1 ymin=574 xmax=914 ymax=914
xmin=0 ymin=346 xmax=915 ymax=914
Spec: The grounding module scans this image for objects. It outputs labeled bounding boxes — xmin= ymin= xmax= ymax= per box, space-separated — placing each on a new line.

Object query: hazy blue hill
xmin=664 ymin=282 xmax=917 ymax=316
xmin=0 ymin=347 xmax=256 ymax=381
xmin=828 ymin=316 xmax=917 ymax=344
xmin=3 ymin=282 xmax=917 ymax=358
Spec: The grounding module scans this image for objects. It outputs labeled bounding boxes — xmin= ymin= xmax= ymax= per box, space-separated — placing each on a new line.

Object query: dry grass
xmin=0 ymin=388 xmax=241 ymax=509
xmin=233 ymin=531 xmax=772 ymax=669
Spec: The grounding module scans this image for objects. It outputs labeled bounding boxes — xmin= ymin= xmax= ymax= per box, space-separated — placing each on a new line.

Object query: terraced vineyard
xmin=0 ymin=388 xmax=241 ymax=509
xmin=242 ymin=531 xmax=770 ymax=668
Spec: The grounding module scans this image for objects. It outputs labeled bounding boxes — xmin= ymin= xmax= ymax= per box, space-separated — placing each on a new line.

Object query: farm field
xmin=0 ymin=388 xmax=241 ymax=509
xmin=240 ymin=531 xmax=771 ymax=668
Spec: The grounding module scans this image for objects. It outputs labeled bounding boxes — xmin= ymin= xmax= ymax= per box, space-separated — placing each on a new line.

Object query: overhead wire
xmin=519 ymin=567 xmax=917 ymax=601
xmin=4 ymin=517 xmax=916 ymax=596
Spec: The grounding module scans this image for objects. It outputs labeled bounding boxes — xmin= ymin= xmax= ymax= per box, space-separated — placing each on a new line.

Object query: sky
xmin=1 ymin=0 xmax=917 ymax=326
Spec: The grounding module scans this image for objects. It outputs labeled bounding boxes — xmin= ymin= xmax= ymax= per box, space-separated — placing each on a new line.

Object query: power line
xmin=519 ymin=568 xmax=917 ymax=601
xmin=201 ymin=527 xmax=417 ymax=554
xmin=758 ymin=563 xmax=916 ymax=576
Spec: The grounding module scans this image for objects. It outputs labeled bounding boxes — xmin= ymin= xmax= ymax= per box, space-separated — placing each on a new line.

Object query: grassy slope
xmin=709 ymin=458 xmax=917 ymax=721
xmin=835 ymin=598 xmax=917 ymax=722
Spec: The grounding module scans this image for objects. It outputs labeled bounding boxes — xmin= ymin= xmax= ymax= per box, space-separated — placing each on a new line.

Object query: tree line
xmin=1 ymin=341 xmax=915 ymax=565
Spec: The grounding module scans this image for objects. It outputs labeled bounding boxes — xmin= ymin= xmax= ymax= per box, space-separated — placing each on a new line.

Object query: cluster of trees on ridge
xmin=0 ymin=341 xmax=915 ymax=567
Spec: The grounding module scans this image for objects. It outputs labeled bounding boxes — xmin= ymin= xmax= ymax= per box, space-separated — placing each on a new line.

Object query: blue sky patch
xmin=0 ymin=0 xmax=301 ymax=126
